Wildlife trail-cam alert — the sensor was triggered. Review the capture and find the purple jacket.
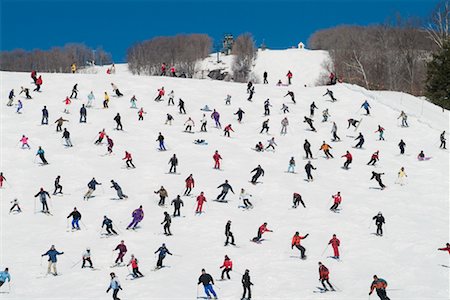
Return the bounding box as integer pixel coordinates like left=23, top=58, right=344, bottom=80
left=132, top=208, right=144, bottom=221
left=211, top=111, right=220, bottom=121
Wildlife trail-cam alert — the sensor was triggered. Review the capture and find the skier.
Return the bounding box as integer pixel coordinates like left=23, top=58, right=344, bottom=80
left=9, top=198, right=21, bottom=213
left=247, top=81, right=253, bottom=93
left=170, top=65, right=176, bottom=77
left=287, top=157, right=296, bottom=173
left=82, top=248, right=93, bottom=268
left=375, top=125, right=385, bottom=140
left=87, top=91, right=95, bottom=107
left=167, top=90, right=174, bottom=106
left=95, top=129, right=106, bottom=145
left=396, top=167, right=407, bottom=185
left=398, top=139, right=406, bottom=154
left=198, top=269, right=217, bottom=299
left=361, top=100, right=371, bottom=115
left=103, top=92, right=110, bottom=108
left=106, top=272, right=122, bottom=300
left=178, top=98, right=186, bottom=114
left=154, top=186, right=168, bottom=206
left=286, top=70, right=293, bottom=84
left=216, top=180, right=235, bottom=201
left=213, top=150, right=222, bottom=169
left=323, top=89, right=336, bottom=102
left=127, top=254, right=143, bottom=278
left=318, top=262, right=334, bottom=291
left=397, top=111, right=408, bottom=127
left=114, top=113, right=123, bottom=130
left=370, top=171, right=386, bottom=189
left=36, top=146, right=48, bottom=164
left=328, top=234, right=340, bottom=259
left=322, top=109, right=330, bottom=122
left=168, top=154, right=178, bottom=173
left=263, top=99, right=272, bottom=115
left=195, top=192, right=207, bottom=213
left=171, top=195, right=184, bottom=217
left=354, top=132, right=365, bottom=148
left=102, top=216, right=118, bottom=235
left=281, top=117, right=289, bottom=134
left=155, top=87, right=165, bottom=101
left=293, top=192, right=306, bottom=208
left=225, top=220, right=235, bottom=246
left=19, top=86, right=32, bottom=99
left=284, top=90, right=296, bottom=103
left=223, top=124, right=234, bottom=137
left=304, top=139, right=313, bottom=159
left=263, top=71, right=268, bottom=84
left=320, top=141, right=333, bottom=158
left=250, top=165, right=264, bottom=184
left=84, top=177, right=102, bottom=200
left=211, top=109, right=221, bottom=128
left=219, top=255, right=233, bottom=280
left=161, top=63, right=167, bottom=76
left=305, top=161, right=317, bottom=181
left=265, top=137, right=277, bottom=151
left=242, top=269, right=253, bottom=300
left=310, top=101, right=318, bottom=117
left=304, top=116, right=316, bottom=131
left=122, top=151, right=135, bottom=168
left=67, top=207, right=81, bottom=230
left=291, top=231, right=309, bottom=259
left=373, top=212, right=385, bottom=236
left=113, top=240, right=127, bottom=265
left=183, top=174, right=195, bottom=196
left=347, top=118, right=360, bottom=129
left=281, top=103, right=289, bottom=114
left=138, top=107, right=145, bottom=120
left=331, top=122, right=340, bottom=141
left=239, top=188, right=253, bottom=208
left=126, top=206, right=143, bottom=229
left=0, top=268, right=11, bottom=288
left=200, top=114, right=207, bottom=131
left=16, top=99, right=23, bottom=114
left=31, top=70, right=37, bottom=83
left=161, top=211, right=172, bottom=235
left=440, top=131, right=446, bottom=149
left=7, top=89, right=14, bottom=106
left=247, top=86, right=255, bottom=101
left=19, top=135, right=30, bottom=149
left=54, top=117, right=69, bottom=132
left=156, top=132, right=166, bottom=151
left=154, top=243, right=172, bottom=268
left=111, top=83, right=123, bottom=97
left=110, top=180, right=128, bottom=199
left=79, top=104, right=87, bottom=123
left=41, top=106, right=49, bottom=124
left=70, top=84, right=78, bottom=99
left=260, top=119, right=270, bottom=134
left=367, top=151, right=379, bottom=166
left=341, top=151, right=352, bottom=169
left=438, top=243, right=450, bottom=254
left=330, top=192, right=342, bottom=211
left=369, top=275, right=391, bottom=300
left=184, top=117, right=195, bottom=132
left=253, top=222, right=272, bottom=242
left=62, top=128, right=73, bottom=147
left=41, top=245, right=64, bottom=275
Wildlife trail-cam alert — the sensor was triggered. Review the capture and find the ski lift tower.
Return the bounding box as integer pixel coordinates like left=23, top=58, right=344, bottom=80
left=222, top=34, right=234, bottom=55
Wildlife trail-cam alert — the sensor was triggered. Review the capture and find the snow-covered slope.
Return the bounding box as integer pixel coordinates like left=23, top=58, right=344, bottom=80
left=0, top=50, right=449, bottom=300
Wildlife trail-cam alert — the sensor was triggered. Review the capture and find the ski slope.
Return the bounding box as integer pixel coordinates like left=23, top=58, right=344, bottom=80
left=0, top=49, right=449, bottom=300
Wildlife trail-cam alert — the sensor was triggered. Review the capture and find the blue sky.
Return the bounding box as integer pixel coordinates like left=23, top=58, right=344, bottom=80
left=0, top=0, right=440, bottom=62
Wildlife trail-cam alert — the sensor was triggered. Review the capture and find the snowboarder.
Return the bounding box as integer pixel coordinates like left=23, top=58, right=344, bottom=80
left=106, top=272, right=122, bottom=300
left=111, top=180, right=128, bottom=199
left=122, top=151, right=135, bottom=168
left=291, top=231, right=309, bottom=259
left=330, top=192, right=342, bottom=211
left=287, top=157, right=295, bottom=173
left=70, top=84, right=78, bottom=99
left=242, top=269, right=253, bottom=299
left=367, top=151, right=379, bottom=166
left=323, top=89, right=336, bottom=102
left=67, top=207, right=81, bottom=230
left=95, top=129, right=106, bottom=145
left=168, top=154, right=178, bottom=173
left=178, top=98, right=186, bottom=114
left=304, top=139, right=313, bottom=159
left=167, top=90, right=174, bottom=106
left=284, top=90, right=296, bottom=103
left=154, top=186, right=168, bottom=206
left=253, top=222, right=272, bottom=242
left=219, top=255, right=233, bottom=280
left=347, top=118, right=360, bottom=129
left=396, top=167, right=407, bottom=185
left=304, top=116, right=316, bottom=131
left=102, top=216, right=118, bottom=235
left=156, top=132, right=166, bottom=150
left=19, top=135, right=30, bottom=149
left=138, top=107, right=145, bottom=120
left=113, top=240, right=127, bottom=265
left=310, top=101, right=318, bottom=117
left=373, top=212, right=385, bottom=236
left=305, top=161, right=316, bottom=181
left=247, top=81, right=253, bottom=93
left=331, top=122, right=340, bottom=141
left=375, top=125, right=385, bottom=140
left=328, top=234, right=340, bottom=259
left=398, top=139, right=406, bottom=154
left=216, top=180, right=234, bottom=201
left=281, top=103, right=289, bottom=114
left=195, top=192, right=206, bottom=213
left=341, top=151, right=352, bottom=169
left=127, top=254, right=143, bottom=277
left=79, top=104, right=87, bottom=123
left=82, top=248, right=93, bottom=268
left=87, top=91, right=95, bottom=107
left=36, top=146, right=48, bottom=164
left=225, top=220, right=235, bottom=246
left=354, top=132, right=365, bottom=148
left=84, top=178, right=101, bottom=200
left=260, top=119, right=270, bottom=134
left=322, top=109, right=330, bottom=122
left=126, top=206, right=143, bottom=229
left=130, top=95, right=137, bottom=108
left=397, top=111, right=408, bottom=127
left=19, top=86, right=32, bottom=99
left=369, top=275, right=391, bottom=300
left=198, top=269, right=217, bottom=299
left=281, top=117, right=289, bottom=134
left=184, top=174, right=195, bottom=195
left=440, top=131, right=446, bottom=149
left=184, top=117, right=195, bottom=132
left=54, top=117, right=68, bottom=132
left=371, top=171, right=386, bottom=189
left=111, top=83, right=123, bottom=97
left=114, top=113, right=123, bottom=130
left=103, top=92, right=110, bottom=108
left=161, top=211, right=172, bottom=235
left=265, top=137, right=277, bottom=151
left=361, top=100, right=371, bottom=115
left=239, top=188, right=253, bottom=208
left=293, top=192, right=305, bottom=208
left=250, top=165, right=264, bottom=184
left=247, top=86, right=255, bottom=101
left=320, top=141, right=333, bottom=158
left=41, top=245, right=64, bottom=275
left=318, top=262, right=334, bottom=291
left=0, top=268, right=11, bottom=288
left=263, top=71, right=268, bottom=84
left=223, top=124, right=234, bottom=137
left=41, top=106, right=49, bottom=125
left=200, top=114, right=207, bottom=131
left=62, top=128, right=73, bottom=147
left=9, top=198, right=21, bottom=213
left=155, top=87, right=165, bottom=101
left=264, top=99, right=272, bottom=115
left=213, top=151, right=222, bottom=169
left=154, top=243, right=172, bottom=268
left=171, top=195, right=184, bottom=217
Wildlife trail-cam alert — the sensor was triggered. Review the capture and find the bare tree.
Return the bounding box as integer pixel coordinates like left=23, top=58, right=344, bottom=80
left=231, top=33, right=256, bottom=83
left=424, top=0, right=450, bottom=49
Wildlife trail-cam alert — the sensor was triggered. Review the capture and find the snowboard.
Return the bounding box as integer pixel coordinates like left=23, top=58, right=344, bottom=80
left=213, top=199, right=229, bottom=203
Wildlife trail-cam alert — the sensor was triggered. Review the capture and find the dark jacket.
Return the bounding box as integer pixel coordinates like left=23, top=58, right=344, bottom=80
left=67, top=211, right=81, bottom=220
left=198, top=273, right=214, bottom=286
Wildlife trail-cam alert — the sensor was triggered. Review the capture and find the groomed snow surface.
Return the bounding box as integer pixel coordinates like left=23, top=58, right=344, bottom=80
left=1, top=49, right=449, bottom=300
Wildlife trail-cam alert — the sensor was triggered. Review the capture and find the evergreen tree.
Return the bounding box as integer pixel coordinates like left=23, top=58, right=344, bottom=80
left=425, top=40, right=450, bottom=109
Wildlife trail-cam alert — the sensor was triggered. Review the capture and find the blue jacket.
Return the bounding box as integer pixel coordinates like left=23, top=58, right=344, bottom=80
left=88, top=179, right=100, bottom=190
left=109, top=278, right=121, bottom=290
left=0, top=271, right=10, bottom=282
left=36, top=149, right=45, bottom=155
left=361, top=101, right=371, bottom=109
left=155, top=246, right=172, bottom=257
left=42, top=249, right=63, bottom=262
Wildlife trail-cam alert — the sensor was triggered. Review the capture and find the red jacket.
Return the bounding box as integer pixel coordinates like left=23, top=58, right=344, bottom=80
left=64, top=97, right=71, bottom=105
left=138, top=109, right=144, bottom=116
left=170, top=67, right=175, bottom=73
left=123, top=152, right=132, bottom=160
left=99, top=131, right=106, bottom=138
left=197, top=194, right=206, bottom=204
left=342, top=153, right=352, bottom=160
left=319, top=265, right=329, bottom=279
left=371, top=152, right=379, bottom=160
left=329, top=237, right=340, bottom=247
left=158, top=89, right=165, bottom=96
left=333, top=195, right=341, bottom=204
left=438, top=246, right=450, bottom=254
left=213, top=153, right=222, bottom=162
left=185, top=176, right=195, bottom=188
left=224, top=125, right=234, bottom=132
left=36, top=76, right=43, bottom=85
left=31, top=70, right=37, bottom=78
left=161, top=64, right=166, bottom=71
left=129, top=258, right=138, bottom=268
left=287, top=71, right=293, bottom=78
left=220, top=259, right=233, bottom=269
left=259, top=224, right=271, bottom=234
left=291, top=235, right=306, bottom=246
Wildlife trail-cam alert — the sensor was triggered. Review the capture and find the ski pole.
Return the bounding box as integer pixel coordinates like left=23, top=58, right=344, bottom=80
left=40, top=256, right=43, bottom=266
left=80, top=220, right=89, bottom=230
left=71, top=258, right=82, bottom=268
left=66, top=219, right=69, bottom=229
left=321, top=244, right=329, bottom=256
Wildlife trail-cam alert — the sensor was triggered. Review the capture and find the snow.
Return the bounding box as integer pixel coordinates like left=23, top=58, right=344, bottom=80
left=0, top=48, right=449, bottom=300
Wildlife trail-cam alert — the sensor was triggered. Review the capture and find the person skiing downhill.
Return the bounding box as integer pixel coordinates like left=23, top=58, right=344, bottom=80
left=330, top=192, right=342, bottom=211
left=354, top=132, right=365, bottom=148
left=281, top=102, right=290, bottom=113
left=54, top=117, right=69, bottom=132
left=224, top=220, right=235, bottom=246
left=0, top=268, right=11, bottom=288
left=440, top=131, right=447, bottom=149
left=184, top=117, right=195, bottom=132
left=284, top=90, right=296, bottom=103
left=328, top=234, right=340, bottom=259
left=320, top=141, right=333, bottom=158
left=62, top=96, right=71, bottom=114
left=304, top=116, right=316, bottom=131
left=304, top=139, right=313, bottom=159
left=250, top=165, right=264, bottom=184
left=16, top=99, right=23, bottom=114
left=19, top=86, right=32, bottom=99
left=111, top=83, right=123, bottom=97
left=36, top=146, right=48, bottom=164
left=178, top=98, right=186, bottom=114
left=318, top=262, right=335, bottom=291
left=102, top=216, right=118, bottom=235
left=127, top=254, right=143, bottom=278
left=7, top=89, right=15, bottom=106
left=322, top=108, right=330, bottom=122
left=198, top=269, right=217, bottom=299
left=110, top=180, right=128, bottom=199
left=287, top=157, right=296, bottom=173
left=106, top=272, right=122, bottom=300
left=70, top=84, right=78, bottom=99
left=168, top=154, right=178, bottom=173
left=161, top=211, right=172, bottom=235
left=195, top=192, right=207, bottom=213
left=171, top=195, right=184, bottom=217
left=331, top=122, right=340, bottom=141
left=367, top=151, right=379, bottom=166
left=35, top=187, right=51, bottom=213
left=155, top=87, right=165, bottom=101
left=62, top=128, right=72, bottom=147
left=84, top=178, right=101, bottom=200
left=122, top=151, right=135, bottom=168
left=286, top=70, right=293, bottom=84
left=291, top=231, right=309, bottom=259
left=167, top=90, right=175, bottom=106
left=438, top=243, right=450, bottom=254
left=95, top=129, right=106, bottom=145
left=361, top=100, right=371, bottom=115
left=263, top=71, right=268, bottom=84
left=127, top=206, right=143, bottom=229
left=341, top=151, right=352, bottom=169
left=370, top=171, right=386, bottom=189
left=154, top=243, right=172, bottom=268
left=200, top=114, right=207, bottom=131
left=216, top=180, right=235, bottom=201
left=310, top=101, right=318, bottom=117
left=113, top=240, right=127, bottom=265
left=130, top=95, right=137, bottom=108
left=373, top=212, right=385, bottom=236
left=242, top=269, right=253, bottom=300
left=82, top=248, right=93, bottom=268
left=369, top=275, right=391, bottom=300
left=263, top=98, right=272, bottom=115
left=375, top=125, right=385, bottom=140
left=347, top=118, right=360, bottom=129
left=260, top=119, right=270, bottom=134
left=114, top=113, right=123, bottom=130
left=281, top=117, right=289, bottom=134
left=103, top=92, right=110, bottom=108
left=239, top=188, right=253, bottom=208
left=223, top=124, right=234, bottom=137
left=397, top=111, right=408, bottom=127
left=305, top=161, right=316, bottom=182
left=184, top=174, right=195, bottom=196
left=247, top=86, right=255, bottom=101
left=156, top=132, right=166, bottom=151
left=293, top=192, right=306, bottom=208
left=265, top=137, right=277, bottom=151
left=219, top=255, right=233, bottom=280
left=19, top=135, right=30, bottom=149
left=211, top=109, right=221, bottom=128
left=154, top=186, right=168, bottom=206
left=41, top=245, right=64, bottom=276
left=213, top=151, right=222, bottom=169
left=67, top=207, right=81, bottom=230
left=253, top=222, right=272, bottom=242
left=323, top=89, right=336, bottom=102
left=87, top=91, right=95, bottom=107
left=138, top=107, right=145, bottom=120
